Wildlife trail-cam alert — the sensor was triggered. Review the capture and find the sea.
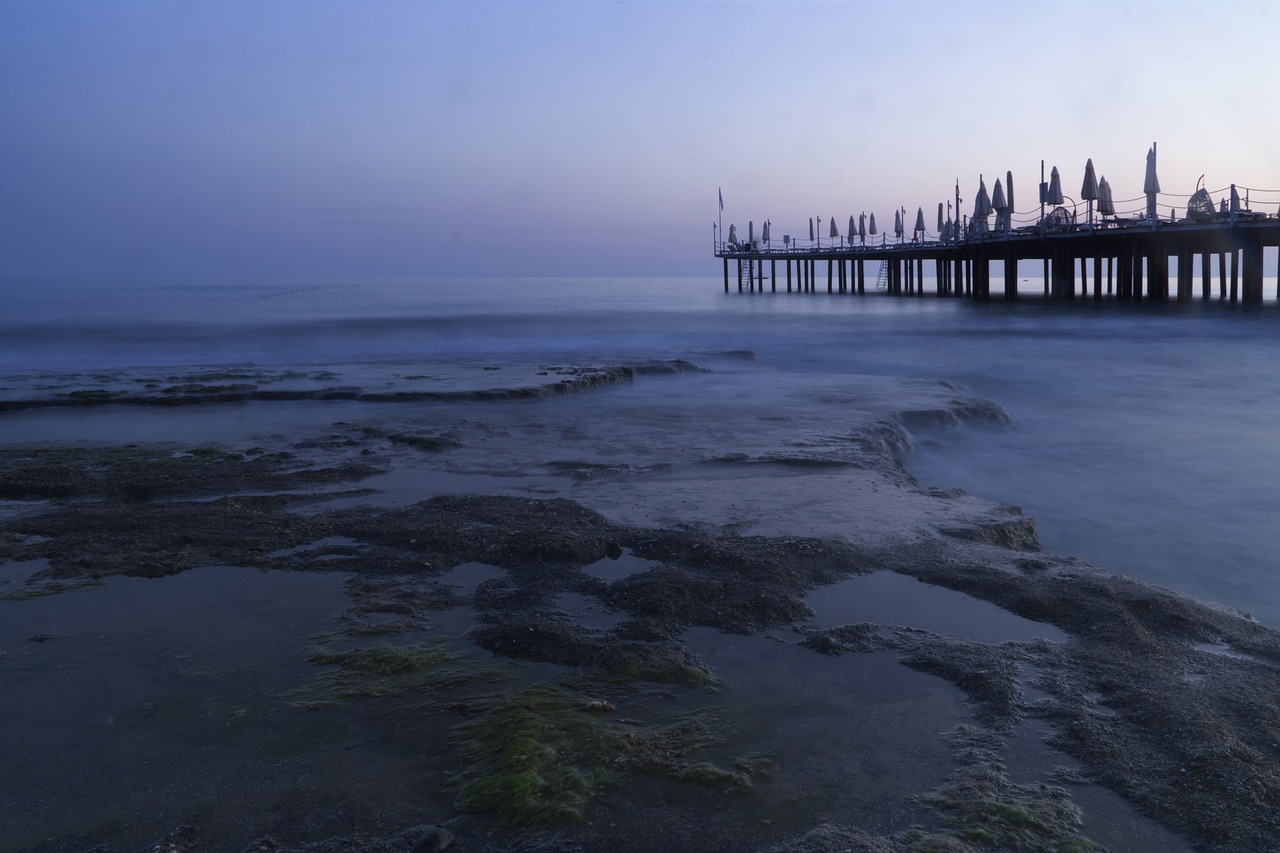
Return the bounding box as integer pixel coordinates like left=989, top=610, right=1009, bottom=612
left=4, top=274, right=1276, bottom=850
left=3, top=274, right=1279, bottom=627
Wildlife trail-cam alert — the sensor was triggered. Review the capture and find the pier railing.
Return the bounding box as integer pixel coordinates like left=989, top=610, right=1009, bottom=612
left=715, top=217, right=1280, bottom=304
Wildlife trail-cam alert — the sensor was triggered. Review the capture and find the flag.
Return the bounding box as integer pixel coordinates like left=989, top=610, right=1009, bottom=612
left=718, top=188, right=724, bottom=212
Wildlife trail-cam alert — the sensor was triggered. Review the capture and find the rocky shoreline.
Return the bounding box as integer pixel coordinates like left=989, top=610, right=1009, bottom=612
left=1, top=393, right=1278, bottom=851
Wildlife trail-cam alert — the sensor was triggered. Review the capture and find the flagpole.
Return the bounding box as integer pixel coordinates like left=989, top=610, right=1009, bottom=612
left=718, top=188, right=724, bottom=251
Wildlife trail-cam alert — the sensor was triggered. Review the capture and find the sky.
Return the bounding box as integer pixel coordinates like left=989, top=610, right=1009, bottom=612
left=3, top=0, right=1280, bottom=278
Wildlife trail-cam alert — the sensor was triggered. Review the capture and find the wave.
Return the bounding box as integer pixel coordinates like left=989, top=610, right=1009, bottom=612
left=0, top=359, right=706, bottom=413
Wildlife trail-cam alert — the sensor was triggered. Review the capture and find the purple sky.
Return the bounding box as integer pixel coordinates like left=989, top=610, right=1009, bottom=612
left=4, top=1, right=1279, bottom=278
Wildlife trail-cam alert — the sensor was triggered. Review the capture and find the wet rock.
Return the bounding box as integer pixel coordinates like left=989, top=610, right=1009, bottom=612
left=800, top=623, right=881, bottom=656
left=240, top=839, right=279, bottom=852
left=939, top=516, right=1041, bottom=552
left=410, top=827, right=453, bottom=852
left=139, top=825, right=199, bottom=853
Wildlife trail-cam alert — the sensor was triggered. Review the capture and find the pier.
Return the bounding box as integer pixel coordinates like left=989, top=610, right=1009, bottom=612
left=715, top=146, right=1280, bottom=304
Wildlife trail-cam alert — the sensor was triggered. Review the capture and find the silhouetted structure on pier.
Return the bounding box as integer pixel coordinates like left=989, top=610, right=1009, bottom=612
left=715, top=145, right=1280, bottom=304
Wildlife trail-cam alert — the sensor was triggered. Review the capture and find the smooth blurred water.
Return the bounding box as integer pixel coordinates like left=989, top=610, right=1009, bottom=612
left=4, top=276, right=1280, bottom=627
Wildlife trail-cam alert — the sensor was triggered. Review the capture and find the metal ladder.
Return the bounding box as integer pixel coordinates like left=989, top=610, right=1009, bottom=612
left=875, top=260, right=889, bottom=290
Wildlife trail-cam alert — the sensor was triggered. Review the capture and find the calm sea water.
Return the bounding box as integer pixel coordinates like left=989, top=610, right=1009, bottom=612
left=3, top=275, right=1280, bottom=629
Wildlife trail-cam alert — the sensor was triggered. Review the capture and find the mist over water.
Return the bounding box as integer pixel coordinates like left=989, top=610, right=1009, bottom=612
left=5, top=275, right=1280, bottom=628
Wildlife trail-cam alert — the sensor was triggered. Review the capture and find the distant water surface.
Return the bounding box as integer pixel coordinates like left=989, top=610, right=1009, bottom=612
left=3, top=275, right=1280, bottom=628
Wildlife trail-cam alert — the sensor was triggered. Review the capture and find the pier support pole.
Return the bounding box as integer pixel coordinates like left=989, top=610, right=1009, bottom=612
left=1230, top=251, right=1239, bottom=303
left=771, top=259, right=776, bottom=293
left=723, top=258, right=729, bottom=292
left=1080, top=256, right=1088, bottom=298
left=1094, top=254, right=1102, bottom=300
left=1176, top=250, right=1190, bottom=302
left=1219, top=253, right=1227, bottom=299
left=736, top=259, right=743, bottom=292
left=1201, top=253, right=1211, bottom=300
left=857, top=260, right=865, bottom=294
left=1043, top=257, right=1050, bottom=298
left=827, top=260, right=833, bottom=293
left=1107, top=256, right=1113, bottom=296
left=1243, top=238, right=1264, bottom=304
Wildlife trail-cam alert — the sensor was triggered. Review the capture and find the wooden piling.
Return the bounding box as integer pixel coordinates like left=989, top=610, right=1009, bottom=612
left=1243, top=238, right=1264, bottom=303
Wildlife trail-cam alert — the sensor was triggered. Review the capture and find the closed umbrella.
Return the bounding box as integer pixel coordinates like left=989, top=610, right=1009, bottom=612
left=973, top=176, right=991, bottom=233
left=728, top=224, right=738, bottom=243
left=1047, top=167, right=1064, bottom=205
left=849, top=215, right=855, bottom=240
left=937, top=203, right=944, bottom=235
left=762, top=220, right=770, bottom=243
left=859, top=213, right=866, bottom=243
left=1230, top=184, right=1242, bottom=212
left=894, top=210, right=903, bottom=240
left=869, top=213, right=877, bottom=234
left=1098, top=178, right=1115, bottom=217
left=914, top=206, right=926, bottom=236
left=749, top=221, right=754, bottom=243
left=1006, top=170, right=1015, bottom=223
left=1081, top=158, right=1099, bottom=227
left=809, top=218, right=814, bottom=242
left=991, top=179, right=1007, bottom=231
left=1144, top=144, right=1160, bottom=220
left=830, top=217, right=839, bottom=239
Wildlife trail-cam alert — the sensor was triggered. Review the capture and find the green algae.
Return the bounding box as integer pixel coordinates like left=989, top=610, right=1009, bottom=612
left=451, top=683, right=755, bottom=831
left=291, top=641, right=510, bottom=709
left=589, top=655, right=717, bottom=687
left=921, top=768, right=1104, bottom=853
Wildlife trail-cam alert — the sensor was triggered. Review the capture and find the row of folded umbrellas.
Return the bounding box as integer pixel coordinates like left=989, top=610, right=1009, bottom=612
left=727, top=145, right=1162, bottom=244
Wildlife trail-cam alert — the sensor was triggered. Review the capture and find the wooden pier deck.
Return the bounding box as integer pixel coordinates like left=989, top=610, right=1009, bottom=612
left=716, top=218, right=1280, bottom=303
